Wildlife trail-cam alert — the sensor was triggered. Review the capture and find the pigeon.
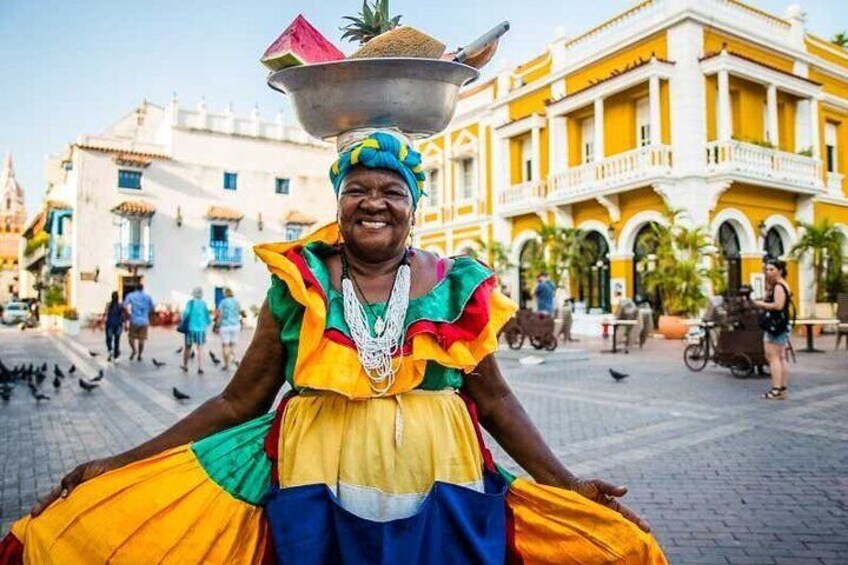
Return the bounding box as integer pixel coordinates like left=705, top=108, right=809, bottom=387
left=41, top=362, right=48, bottom=372
left=79, top=378, right=99, bottom=391
left=92, top=369, right=104, bottom=382
left=33, top=391, right=50, bottom=401
left=0, top=388, right=11, bottom=402
left=54, top=364, right=64, bottom=379
left=172, top=387, right=191, bottom=401
left=609, top=369, right=629, bottom=381
left=209, top=352, right=221, bottom=365
left=68, top=364, right=77, bottom=375
left=34, top=371, right=47, bottom=387
left=88, top=350, right=99, bottom=357
left=52, top=375, right=61, bottom=389
left=152, top=358, right=166, bottom=368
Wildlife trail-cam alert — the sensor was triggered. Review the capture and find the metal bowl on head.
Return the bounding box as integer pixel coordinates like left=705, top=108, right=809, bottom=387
left=267, top=58, right=479, bottom=140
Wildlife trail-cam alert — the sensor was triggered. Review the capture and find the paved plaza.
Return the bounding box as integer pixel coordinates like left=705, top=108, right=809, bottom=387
left=0, top=325, right=846, bottom=564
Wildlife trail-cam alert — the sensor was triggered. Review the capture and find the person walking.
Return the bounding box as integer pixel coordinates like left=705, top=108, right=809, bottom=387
left=181, top=287, right=211, bottom=374
left=214, top=287, right=241, bottom=371
left=122, top=284, right=155, bottom=362
left=104, top=291, right=125, bottom=361
left=752, top=259, right=792, bottom=400
left=534, top=272, right=555, bottom=315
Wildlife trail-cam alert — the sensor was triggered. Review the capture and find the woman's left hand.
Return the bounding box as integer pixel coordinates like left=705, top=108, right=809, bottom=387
left=568, top=478, right=652, bottom=532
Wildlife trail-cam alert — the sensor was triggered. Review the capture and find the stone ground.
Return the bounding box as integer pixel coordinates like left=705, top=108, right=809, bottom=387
left=0, top=324, right=846, bottom=564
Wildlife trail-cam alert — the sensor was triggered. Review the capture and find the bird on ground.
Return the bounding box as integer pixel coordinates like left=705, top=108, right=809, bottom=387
left=152, top=358, right=166, bottom=368
left=172, top=387, right=191, bottom=401
left=609, top=369, right=630, bottom=381
left=52, top=375, right=61, bottom=389
left=209, top=351, right=221, bottom=365
left=33, top=391, right=50, bottom=401
left=54, top=364, right=64, bottom=379
left=88, top=350, right=99, bottom=357
left=41, top=362, right=48, bottom=372
left=68, top=364, right=76, bottom=375
left=0, top=388, right=11, bottom=402
left=79, top=379, right=99, bottom=392
left=34, top=371, right=47, bottom=387
left=92, top=369, right=104, bottom=382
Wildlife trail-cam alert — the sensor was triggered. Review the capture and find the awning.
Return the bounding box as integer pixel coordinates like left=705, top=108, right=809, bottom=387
left=207, top=206, right=244, bottom=221
left=45, top=199, right=72, bottom=211
left=112, top=200, right=156, bottom=217
left=114, top=154, right=153, bottom=168
left=284, top=210, right=317, bottom=225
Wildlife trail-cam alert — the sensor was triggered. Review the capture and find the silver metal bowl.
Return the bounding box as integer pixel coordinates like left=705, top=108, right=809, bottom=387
left=267, top=58, right=479, bottom=140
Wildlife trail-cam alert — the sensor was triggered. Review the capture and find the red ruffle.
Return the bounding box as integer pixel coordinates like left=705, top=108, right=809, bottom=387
left=0, top=532, right=23, bottom=565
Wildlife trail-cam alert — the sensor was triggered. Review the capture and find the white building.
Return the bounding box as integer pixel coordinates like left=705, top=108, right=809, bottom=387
left=26, top=98, right=336, bottom=319
left=1, top=154, right=26, bottom=303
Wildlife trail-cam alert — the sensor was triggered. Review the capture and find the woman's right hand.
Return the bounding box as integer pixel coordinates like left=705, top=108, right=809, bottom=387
left=30, top=456, right=121, bottom=517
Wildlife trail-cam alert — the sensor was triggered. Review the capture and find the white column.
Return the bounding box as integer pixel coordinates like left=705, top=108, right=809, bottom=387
left=717, top=69, right=732, bottom=142
left=649, top=75, right=662, bottom=146
left=548, top=116, right=567, bottom=176
left=593, top=98, right=605, bottom=162
left=502, top=138, right=512, bottom=191
left=795, top=99, right=811, bottom=151
left=531, top=124, right=541, bottom=184
left=766, top=84, right=779, bottom=146
left=667, top=20, right=707, bottom=177
left=809, top=98, right=821, bottom=159
left=478, top=124, right=488, bottom=215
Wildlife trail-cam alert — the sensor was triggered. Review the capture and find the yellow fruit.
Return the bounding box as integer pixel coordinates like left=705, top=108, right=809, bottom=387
left=350, top=26, right=446, bottom=59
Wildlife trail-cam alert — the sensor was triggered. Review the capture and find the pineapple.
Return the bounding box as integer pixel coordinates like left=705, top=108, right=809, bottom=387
left=340, top=0, right=402, bottom=45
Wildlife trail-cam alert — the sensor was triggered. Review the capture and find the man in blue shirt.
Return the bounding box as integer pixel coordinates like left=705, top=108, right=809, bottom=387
left=122, top=284, right=155, bottom=362
left=534, top=272, right=555, bottom=316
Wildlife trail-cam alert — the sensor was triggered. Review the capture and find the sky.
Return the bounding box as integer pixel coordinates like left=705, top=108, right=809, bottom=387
left=1, top=0, right=846, bottom=213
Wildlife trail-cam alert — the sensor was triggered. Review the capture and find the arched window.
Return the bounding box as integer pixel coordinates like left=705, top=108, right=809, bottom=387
left=764, top=227, right=785, bottom=260
left=518, top=239, right=540, bottom=309
left=579, top=231, right=610, bottom=312
left=633, top=222, right=662, bottom=310
left=718, top=222, right=742, bottom=293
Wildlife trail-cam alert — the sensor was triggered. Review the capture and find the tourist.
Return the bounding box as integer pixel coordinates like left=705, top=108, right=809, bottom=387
left=122, top=284, right=154, bottom=362
left=214, top=287, right=241, bottom=370
left=104, top=291, right=125, bottom=361
left=534, top=272, right=555, bottom=315
left=752, top=259, right=792, bottom=400
left=180, top=287, right=211, bottom=375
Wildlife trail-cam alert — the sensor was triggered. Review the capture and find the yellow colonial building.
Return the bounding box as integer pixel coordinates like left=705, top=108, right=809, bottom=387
left=413, top=0, right=848, bottom=319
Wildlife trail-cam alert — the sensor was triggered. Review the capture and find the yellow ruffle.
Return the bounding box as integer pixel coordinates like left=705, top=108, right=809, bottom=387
left=10, top=446, right=269, bottom=564
left=254, top=224, right=517, bottom=399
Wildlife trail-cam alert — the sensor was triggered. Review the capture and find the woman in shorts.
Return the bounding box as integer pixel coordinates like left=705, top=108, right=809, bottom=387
left=215, top=287, right=241, bottom=370
left=180, top=287, right=211, bottom=374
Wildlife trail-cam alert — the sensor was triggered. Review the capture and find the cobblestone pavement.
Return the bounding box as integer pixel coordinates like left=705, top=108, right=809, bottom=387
left=1, top=325, right=846, bottom=564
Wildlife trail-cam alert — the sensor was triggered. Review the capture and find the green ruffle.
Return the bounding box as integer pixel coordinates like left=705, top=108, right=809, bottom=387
left=191, top=412, right=274, bottom=506
left=267, top=276, right=303, bottom=387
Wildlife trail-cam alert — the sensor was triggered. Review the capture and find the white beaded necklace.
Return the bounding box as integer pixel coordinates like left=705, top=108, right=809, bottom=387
left=340, top=250, right=411, bottom=395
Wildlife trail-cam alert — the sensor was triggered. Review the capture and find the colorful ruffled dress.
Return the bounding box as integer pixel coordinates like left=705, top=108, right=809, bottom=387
left=1, top=224, right=667, bottom=564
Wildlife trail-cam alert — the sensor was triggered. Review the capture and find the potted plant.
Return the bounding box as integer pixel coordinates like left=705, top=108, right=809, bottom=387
left=638, top=210, right=724, bottom=339
left=62, top=308, right=80, bottom=336
left=790, top=219, right=846, bottom=319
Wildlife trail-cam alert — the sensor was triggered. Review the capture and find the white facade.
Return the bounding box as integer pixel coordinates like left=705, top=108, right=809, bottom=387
left=41, top=99, right=336, bottom=319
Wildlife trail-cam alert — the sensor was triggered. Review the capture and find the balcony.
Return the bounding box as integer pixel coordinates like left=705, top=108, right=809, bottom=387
left=207, top=243, right=243, bottom=268
left=705, top=140, right=823, bottom=193
left=115, top=243, right=154, bottom=267
left=826, top=172, right=845, bottom=199
left=498, top=181, right=547, bottom=217
left=48, top=239, right=72, bottom=273
left=548, top=145, right=673, bottom=202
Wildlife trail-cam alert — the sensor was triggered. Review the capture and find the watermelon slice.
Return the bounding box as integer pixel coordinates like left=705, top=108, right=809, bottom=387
left=261, top=14, right=345, bottom=71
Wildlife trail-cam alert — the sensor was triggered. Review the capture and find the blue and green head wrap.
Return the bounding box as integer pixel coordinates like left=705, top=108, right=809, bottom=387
left=329, top=131, right=426, bottom=208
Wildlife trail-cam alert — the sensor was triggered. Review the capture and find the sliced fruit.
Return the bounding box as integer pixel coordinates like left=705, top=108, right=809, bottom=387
left=261, top=14, right=345, bottom=71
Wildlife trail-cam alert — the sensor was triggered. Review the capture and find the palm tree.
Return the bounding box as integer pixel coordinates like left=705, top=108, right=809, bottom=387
left=526, top=223, right=594, bottom=292
left=832, top=31, right=848, bottom=48
left=790, top=219, right=846, bottom=303
left=638, top=210, right=724, bottom=317
left=472, top=238, right=513, bottom=282
left=340, top=0, right=402, bottom=45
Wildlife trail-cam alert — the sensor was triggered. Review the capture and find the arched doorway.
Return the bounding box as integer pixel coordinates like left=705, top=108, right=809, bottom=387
left=518, top=239, right=540, bottom=309
left=633, top=222, right=662, bottom=310
left=579, top=231, right=610, bottom=312
left=763, top=227, right=785, bottom=260
left=718, top=221, right=742, bottom=294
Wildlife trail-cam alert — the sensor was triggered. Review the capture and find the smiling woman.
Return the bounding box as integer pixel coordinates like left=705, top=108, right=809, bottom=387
left=1, top=130, right=667, bottom=565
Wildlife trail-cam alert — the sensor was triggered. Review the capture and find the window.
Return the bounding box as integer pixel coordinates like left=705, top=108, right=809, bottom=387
left=223, top=172, right=238, bottom=191
left=581, top=118, right=594, bottom=164
left=426, top=169, right=440, bottom=207
left=118, top=170, right=142, bottom=190
left=285, top=225, right=304, bottom=241
left=275, top=177, right=290, bottom=194
left=63, top=161, right=73, bottom=172
left=521, top=139, right=533, bottom=182
left=764, top=227, right=784, bottom=260
left=636, top=98, right=650, bottom=147
left=458, top=158, right=476, bottom=199
left=825, top=122, right=838, bottom=173
left=210, top=224, right=229, bottom=245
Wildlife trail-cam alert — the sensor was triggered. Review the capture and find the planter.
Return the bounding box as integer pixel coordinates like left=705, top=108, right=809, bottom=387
left=657, top=315, right=690, bottom=340
left=62, top=318, right=80, bottom=336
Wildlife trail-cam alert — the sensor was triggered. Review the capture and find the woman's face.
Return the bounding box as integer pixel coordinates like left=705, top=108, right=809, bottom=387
left=764, top=263, right=780, bottom=282
left=338, top=166, right=414, bottom=262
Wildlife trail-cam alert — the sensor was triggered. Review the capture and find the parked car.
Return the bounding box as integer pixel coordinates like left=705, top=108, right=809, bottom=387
left=2, top=302, right=29, bottom=325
